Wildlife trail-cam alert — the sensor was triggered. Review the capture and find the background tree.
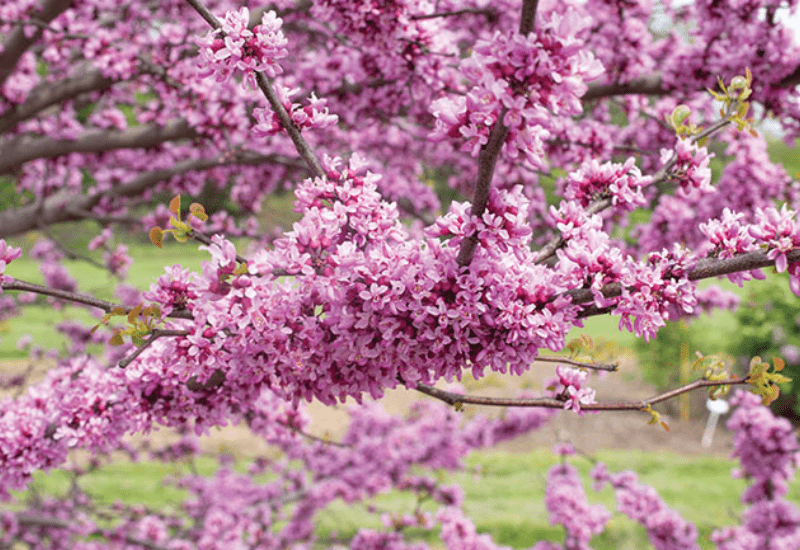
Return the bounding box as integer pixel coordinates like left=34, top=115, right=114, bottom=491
left=1, top=0, right=800, bottom=548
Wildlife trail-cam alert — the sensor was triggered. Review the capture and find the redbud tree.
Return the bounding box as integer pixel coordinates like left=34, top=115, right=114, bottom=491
left=1, top=0, right=800, bottom=548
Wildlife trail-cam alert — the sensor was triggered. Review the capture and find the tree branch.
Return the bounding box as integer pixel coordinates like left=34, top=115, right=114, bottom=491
left=583, top=75, right=669, bottom=100
left=0, top=0, right=73, bottom=88
left=454, top=0, right=541, bottom=267
left=0, top=152, right=302, bottom=238
left=519, top=0, right=539, bottom=35
left=535, top=355, right=618, bottom=372
left=413, top=376, right=747, bottom=410
left=0, top=120, right=197, bottom=174
left=0, top=278, right=194, bottom=319
left=570, top=248, right=800, bottom=317
left=0, top=69, right=114, bottom=134
left=184, top=0, right=326, bottom=179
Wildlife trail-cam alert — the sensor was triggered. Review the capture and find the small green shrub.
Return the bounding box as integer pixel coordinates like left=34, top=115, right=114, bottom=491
left=726, top=272, right=800, bottom=413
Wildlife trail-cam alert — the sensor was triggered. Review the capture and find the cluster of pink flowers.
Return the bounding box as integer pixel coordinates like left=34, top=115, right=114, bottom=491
left=0, top=240, right=22, bottom=289
left=660, top=138, right=714, bottom=194
left=711, top=391, right=800, bottom=549
left=430, top=10, right=603, bottom=167
left=253, top=87, right=339, bottom=136
left=547, top=366, right=597, bottom=414
left=616, top=245, right=698, bottom=341
left=543, top=460, right=611, bottom=549
left=196, top=8, right=288, bottom=88
left=592, top=463, right=701, bottom=550
left=561, top=157, right=651, bottom=211
left=701, top=205, right=800, bottom=293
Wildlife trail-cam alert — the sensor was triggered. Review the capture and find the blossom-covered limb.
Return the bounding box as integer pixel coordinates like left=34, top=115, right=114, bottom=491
left=186, top=0, right=326, bottom=179
left=569, top=248, right=800, bottom=315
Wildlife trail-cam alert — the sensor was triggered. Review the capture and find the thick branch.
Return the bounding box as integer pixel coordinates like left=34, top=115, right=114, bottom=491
left=0, top=0, right=73, bottom=87
left=455, top=119, right=509, bottom=266
left=0, top=152, right=300, bottom=238
left=0, top=120, right=197, bottom=174
left=519, top=0, right=539, bottom=35
left=0, top=70, right=114, bottom=133
left=585, top=63, right=800, bottom=101
left=584, top=75, right=669, bottom=100
left=414, top=376, right=746, bottom=410
left=454, top=0, right=540, bottom=267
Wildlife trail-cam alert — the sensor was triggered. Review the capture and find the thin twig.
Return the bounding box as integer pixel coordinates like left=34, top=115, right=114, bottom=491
left=0, top=278, right=194, bottom=319
left=117, top=329, right=190, bottom=368
left=413, top=376, right=747, bottom=410
left=535, top=355, right=618, bottom=372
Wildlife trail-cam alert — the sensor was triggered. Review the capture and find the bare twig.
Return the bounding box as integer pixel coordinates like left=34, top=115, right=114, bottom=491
left=535, top=355, right=619, bottom=372
left=0, top=278, right=194, bottom=319
left=413, top=376, right=747, bottom=410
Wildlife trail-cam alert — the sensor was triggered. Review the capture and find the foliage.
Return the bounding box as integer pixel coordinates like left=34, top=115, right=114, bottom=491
left=727, top=271, right=800, bottom=411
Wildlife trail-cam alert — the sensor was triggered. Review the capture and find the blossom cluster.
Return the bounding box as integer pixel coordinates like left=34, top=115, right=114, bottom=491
left=711, top=391, right=800, bottom=549
left=0, top=373, right=552, bottom=547
left=701, top=205, right=800, bottom=293
left=196, top=8, right=288, bottom=88
left=544, top=461, right=611, bottom=548
left=0, top=240, right=22, bottom=289
left=430, top=10, right=603, bottom=167
left=547, top=366, right=597, bottom=414
left=561, top=157, right=651, bottom=212
left=253, top=87, right=339, bottom=136
left=660, top=138, right=714, bottom=194
left=616, top=245, right=698, bottom=341
left=592, top=463, right=701, bottom=550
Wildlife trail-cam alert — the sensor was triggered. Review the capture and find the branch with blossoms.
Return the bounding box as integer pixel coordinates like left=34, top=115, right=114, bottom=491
left=536, top=76, right=753, bottom=265
left=185, top=0, right=326, bottom=179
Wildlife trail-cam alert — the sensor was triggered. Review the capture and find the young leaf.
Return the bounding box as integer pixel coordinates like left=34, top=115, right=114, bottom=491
left=149, top=227, right=163, bottom=248
left=169, top=195, right=181, bottom=216
left=109, top=332, right=124, bottom=346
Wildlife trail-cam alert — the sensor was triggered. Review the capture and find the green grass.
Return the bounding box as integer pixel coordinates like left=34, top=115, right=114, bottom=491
left=0, top=237, right=209, bottom=359
left=20, top=447, right=793, bottom=550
